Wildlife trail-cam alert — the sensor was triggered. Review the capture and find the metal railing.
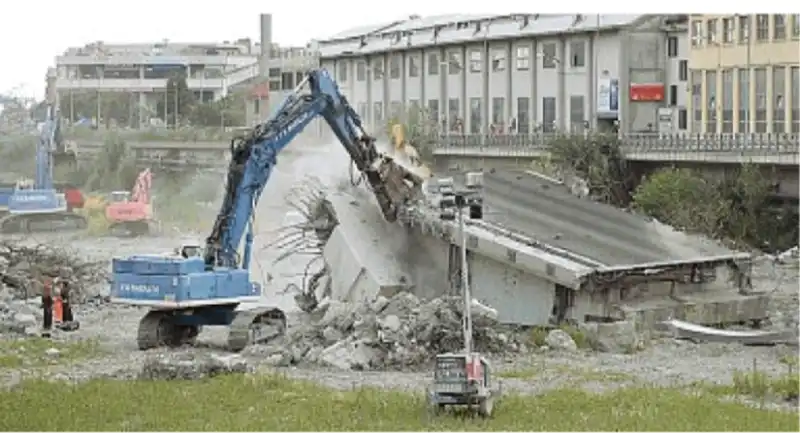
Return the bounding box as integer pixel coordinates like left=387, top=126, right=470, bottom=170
left=64, top=127, right=237, bottom=142
left=433, top=132, right=800, bottom=154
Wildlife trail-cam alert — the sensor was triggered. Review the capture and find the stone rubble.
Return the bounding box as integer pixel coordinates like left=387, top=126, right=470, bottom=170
left=0, top=241, right=109, bottom=302
left=0, top=240, right=109, bottom=336
left=139, top=352, right=251, bottom=380
left=246, top=291, right=530, bottom=371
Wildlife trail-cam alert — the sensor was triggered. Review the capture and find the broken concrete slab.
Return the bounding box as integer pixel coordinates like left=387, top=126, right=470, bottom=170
left=322, top=192, right=413, bottom=303
left=665, top=319, right=799, bottom=346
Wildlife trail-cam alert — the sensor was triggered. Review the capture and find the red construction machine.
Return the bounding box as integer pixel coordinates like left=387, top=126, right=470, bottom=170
left=104, top=168, right=154, bottom=236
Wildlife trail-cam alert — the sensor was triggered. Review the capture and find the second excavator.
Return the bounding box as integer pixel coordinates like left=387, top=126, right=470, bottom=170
left=104, top=168, right=154, bottom=236
left=0, top=105, right=87, bottom=233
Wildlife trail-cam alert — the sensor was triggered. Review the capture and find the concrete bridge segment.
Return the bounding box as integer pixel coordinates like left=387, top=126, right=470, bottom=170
left=320, top=175, right=768, bottom=330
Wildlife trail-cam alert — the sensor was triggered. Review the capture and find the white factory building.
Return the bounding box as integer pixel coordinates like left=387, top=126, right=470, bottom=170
left=53, top=14, right=317, bottom=125
left=318, top=14, right=690, bottom=134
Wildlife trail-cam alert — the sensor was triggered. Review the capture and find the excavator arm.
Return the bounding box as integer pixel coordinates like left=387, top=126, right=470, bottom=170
left=203, top=68, right=426, bottom=270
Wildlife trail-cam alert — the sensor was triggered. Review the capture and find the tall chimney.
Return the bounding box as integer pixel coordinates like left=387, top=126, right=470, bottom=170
left=259, top=13, right=273, bottom=76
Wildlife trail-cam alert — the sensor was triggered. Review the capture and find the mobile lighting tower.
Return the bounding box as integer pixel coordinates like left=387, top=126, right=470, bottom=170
left=427, top=172, right=500, bottom=418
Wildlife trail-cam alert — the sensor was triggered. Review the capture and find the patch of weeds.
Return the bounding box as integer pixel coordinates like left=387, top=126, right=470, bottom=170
left=0, top=338, right=102, bottom=369
left=0, top=374, right=796, bottom=431
left=552, top=365, right=636, bottom=383
left=499, top=363, right=634, bottom=384
left=695, top=360, right=799, bottom=403
left=529, top=327, right=549, bottom=347
left=497, top=367, right=541, bottom=379
left=730, top=369, right=799, bottom=401
left=778, top=355, right=798, bottom=368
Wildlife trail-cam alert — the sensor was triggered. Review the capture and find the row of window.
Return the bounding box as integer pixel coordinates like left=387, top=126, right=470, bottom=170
left=690, top=14, right=800, bottom=47
left=690, top=66, right=800, bottom=133
left=354, top=95, right=593, bottom=134
left=336, top=40, right=591, bottom=83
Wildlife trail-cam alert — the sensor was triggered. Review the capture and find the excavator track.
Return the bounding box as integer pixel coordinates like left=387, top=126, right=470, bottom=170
left=0, top=213, right=87, bottom=234
left=137, top=310, right=200, bottom=350
left=109, top=220, right=151, bottom=237
left=227, top=307, right=287, bottom=352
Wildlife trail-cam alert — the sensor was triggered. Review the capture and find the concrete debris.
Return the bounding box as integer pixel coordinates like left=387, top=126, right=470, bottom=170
left=579, top=320, right=642, bottom=353
left=776, top=246, right=799, bottom=266
left=0, top=295, right=41, bottom=335
left=247, top=292, right=528, bottom=371
left=139, top=352, right=250, bottom=380
left=0, top=240, right=108, bottom=303
left=665, top=319, right=798, bottom=346
left=544, top=329, right=578, bottom=352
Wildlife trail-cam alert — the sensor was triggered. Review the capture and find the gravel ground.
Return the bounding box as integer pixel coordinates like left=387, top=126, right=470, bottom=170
left=1, top=143, right=797, bottom=413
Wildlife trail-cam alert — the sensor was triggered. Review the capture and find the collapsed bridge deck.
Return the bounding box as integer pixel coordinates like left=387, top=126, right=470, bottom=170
left=481, top=171, right=740, bottom=269
left=315, top=169, right=765, bottom=328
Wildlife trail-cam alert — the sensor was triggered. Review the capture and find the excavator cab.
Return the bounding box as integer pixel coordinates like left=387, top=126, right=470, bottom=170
left=109, top=191, right=132, bottom=203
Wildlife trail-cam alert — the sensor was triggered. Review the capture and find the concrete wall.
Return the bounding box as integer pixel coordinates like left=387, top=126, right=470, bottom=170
left=687, top=14, right=800, bottom=133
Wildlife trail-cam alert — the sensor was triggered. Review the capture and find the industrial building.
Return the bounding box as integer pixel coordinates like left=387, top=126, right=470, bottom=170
left=687, top=14, right=800, bottom=134
left=318, top=14, right=690, bottom=134
left=53, top=13, right=315, bottom=126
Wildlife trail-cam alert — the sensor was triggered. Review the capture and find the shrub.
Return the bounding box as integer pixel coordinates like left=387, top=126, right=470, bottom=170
left=546, top=132, right=634, bottom=206
left=632, top=164, right=797, bottom=250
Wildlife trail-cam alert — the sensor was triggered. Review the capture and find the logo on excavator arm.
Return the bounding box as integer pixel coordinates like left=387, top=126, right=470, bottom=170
left=272, top=110, right=313, bottom=143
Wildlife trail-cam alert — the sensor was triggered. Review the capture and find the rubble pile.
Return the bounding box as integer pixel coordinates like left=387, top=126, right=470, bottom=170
left=0, top=240, right=108, bottom=302
left=140, top=352, right=251, bottom=380
left=0, top=240, right=108, bottom=336
left=251, top=292, right=528, bottom=371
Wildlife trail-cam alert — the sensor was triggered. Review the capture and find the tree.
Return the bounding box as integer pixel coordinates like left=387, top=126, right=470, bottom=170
left=632, top=164, right=796, bottom=251
left=159, top=72, right=196, bottom=127
left=188, top=93, right=245, bottom=127
left=546, top=132, right=634, bottom=206
left=58, top=90, right=133, bottom=126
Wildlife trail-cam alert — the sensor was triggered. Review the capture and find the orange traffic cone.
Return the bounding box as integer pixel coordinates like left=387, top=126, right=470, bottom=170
left=53, top=296, right=63, bottom=324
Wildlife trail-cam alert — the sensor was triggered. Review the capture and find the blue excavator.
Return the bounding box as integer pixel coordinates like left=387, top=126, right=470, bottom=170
left=0, top=105, right=87, bottom=233
left=110, top=69, right=427, bottom=351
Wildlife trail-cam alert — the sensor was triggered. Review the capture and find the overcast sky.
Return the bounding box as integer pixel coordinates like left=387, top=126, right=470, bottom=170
left=3, top=0, right=559, bottom=99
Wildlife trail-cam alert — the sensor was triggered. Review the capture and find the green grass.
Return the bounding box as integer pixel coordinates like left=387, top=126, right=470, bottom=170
left=0, top=338, right=103, bottom=369
left=0, top=374, right=795, bottom=431
left=498, top=364, right=635, bottom=383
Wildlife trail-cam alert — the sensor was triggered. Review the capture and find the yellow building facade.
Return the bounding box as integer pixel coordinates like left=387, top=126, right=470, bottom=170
left=688, top=14, right=799, bottom=134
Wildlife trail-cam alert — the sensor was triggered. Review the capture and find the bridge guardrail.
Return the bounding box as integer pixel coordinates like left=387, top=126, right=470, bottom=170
left=433, top=132, right=800, bottom=154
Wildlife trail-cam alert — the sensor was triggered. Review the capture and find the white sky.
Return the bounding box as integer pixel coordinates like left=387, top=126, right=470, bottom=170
left=0, top=2, right=780, bottom=99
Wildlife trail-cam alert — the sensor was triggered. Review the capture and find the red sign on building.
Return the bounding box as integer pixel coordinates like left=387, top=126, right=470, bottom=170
left=630, top=83, right=665, bottom=101
left=249, top=81, right=269, bottom=99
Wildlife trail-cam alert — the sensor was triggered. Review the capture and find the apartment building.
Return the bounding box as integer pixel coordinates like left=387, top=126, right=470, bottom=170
left=54, top=13, right=313, bottom=126
left=687, top=14, right=800, bottom=133
left=318, top=14, right=690, bottom=134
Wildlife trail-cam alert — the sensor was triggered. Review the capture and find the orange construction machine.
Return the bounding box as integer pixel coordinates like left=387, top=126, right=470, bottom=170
left=105, top=168, right=154, bottom=236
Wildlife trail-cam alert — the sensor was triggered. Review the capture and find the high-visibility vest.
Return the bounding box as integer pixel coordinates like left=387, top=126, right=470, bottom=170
left=53, top=296, right=63, bottom=323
